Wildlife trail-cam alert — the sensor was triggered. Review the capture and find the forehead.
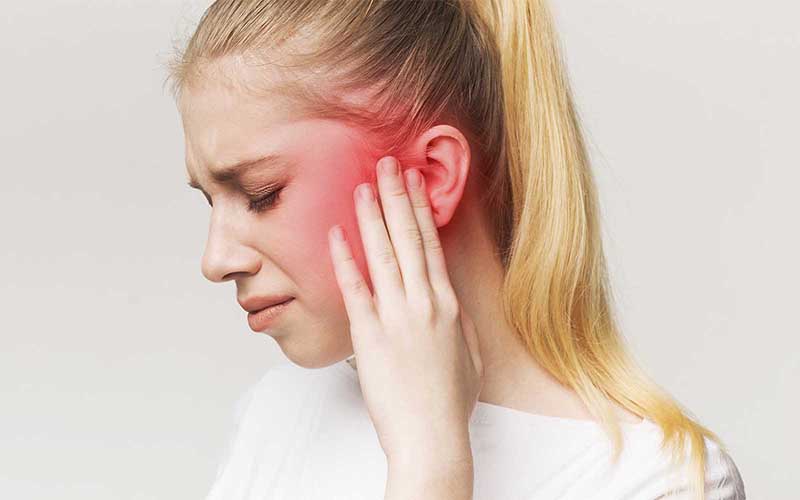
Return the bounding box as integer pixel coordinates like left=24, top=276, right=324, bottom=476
left=178, top=53, right=300, bottom=127
left=178, top=61, right=302, bottom=179
left=177, top=55, right=376, bottom=190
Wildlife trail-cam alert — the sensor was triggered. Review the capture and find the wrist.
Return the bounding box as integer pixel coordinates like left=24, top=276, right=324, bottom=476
left=386, top=430, right=473, bottom=471
left=385, top=455, right=473, bottom=500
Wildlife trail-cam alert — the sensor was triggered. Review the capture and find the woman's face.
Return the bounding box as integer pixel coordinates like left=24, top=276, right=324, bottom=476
left=179, top=65, right=378, bottom=368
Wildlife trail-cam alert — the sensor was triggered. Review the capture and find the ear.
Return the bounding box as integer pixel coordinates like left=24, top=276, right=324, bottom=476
left=407, top=124, right=471, bottom=228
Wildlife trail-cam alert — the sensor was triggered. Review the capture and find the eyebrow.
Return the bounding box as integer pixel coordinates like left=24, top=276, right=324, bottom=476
left=186, top=153, right=290, bottom=191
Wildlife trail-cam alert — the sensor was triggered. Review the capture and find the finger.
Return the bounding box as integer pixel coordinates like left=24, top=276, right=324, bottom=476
left=402, top=164, right=454, bottom=297
left=327, top=224, right=377, bottom=328
left=353, top=180, right=406, bottom=308
left=375, top=156, right=433, bottom=300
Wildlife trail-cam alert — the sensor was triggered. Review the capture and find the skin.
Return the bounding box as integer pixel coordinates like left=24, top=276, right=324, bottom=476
left=179, top=54, right=642, bottom=479
left=329, top=157, right=480, bottom=499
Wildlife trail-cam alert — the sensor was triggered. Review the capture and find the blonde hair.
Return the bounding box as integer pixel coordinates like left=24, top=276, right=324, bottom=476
left=165, top=1, right=727, bottom=497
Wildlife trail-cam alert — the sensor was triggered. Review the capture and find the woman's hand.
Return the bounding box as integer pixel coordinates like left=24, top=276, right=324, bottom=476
left=327, top=155, right=484, bottom=469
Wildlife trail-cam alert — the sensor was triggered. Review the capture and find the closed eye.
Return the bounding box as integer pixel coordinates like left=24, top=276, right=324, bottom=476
left=187, top=184, right=284, bottom=213
left=248, top=186, right=284, bottom=213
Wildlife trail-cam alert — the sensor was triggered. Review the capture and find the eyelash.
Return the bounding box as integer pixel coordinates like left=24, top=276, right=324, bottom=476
left=247, top=186, right=284, bottom=213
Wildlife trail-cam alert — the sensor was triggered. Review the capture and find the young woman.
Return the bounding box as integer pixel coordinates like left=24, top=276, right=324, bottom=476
left=167, top=0, right=745, bottom=498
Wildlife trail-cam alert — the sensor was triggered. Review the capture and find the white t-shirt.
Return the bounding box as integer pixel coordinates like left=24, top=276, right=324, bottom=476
left=205, top=359, right=745, bottom=499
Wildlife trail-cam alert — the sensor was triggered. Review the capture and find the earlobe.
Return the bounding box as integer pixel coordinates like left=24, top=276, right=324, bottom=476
left=412, top=125, right=471, bottom=228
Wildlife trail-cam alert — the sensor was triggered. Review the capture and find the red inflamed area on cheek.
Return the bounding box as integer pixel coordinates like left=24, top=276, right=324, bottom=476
left=295, top=150, right=376, bottom=287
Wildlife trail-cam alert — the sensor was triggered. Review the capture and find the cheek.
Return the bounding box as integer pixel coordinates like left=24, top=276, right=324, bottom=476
left=292, top=181, right=374, bottom=293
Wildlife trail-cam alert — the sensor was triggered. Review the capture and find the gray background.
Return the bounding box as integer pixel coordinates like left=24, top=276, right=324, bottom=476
left=1, top=1, right=796, bottom=498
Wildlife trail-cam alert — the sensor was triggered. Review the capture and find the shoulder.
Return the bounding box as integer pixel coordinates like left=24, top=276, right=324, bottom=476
left=634, top=426, right=746, bottom=500
left=701, top=437, right=746, bottom=500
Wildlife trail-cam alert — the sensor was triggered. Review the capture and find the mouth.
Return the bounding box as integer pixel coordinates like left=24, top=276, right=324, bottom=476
left=239, top=294, right=294, bottom=313
left=246, top=298, right=294, bottom=332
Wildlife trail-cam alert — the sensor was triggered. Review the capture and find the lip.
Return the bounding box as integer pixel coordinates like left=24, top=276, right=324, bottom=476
left=239, top=294, right=294, bottom=314
left=246, top=298, right=294, bottom=332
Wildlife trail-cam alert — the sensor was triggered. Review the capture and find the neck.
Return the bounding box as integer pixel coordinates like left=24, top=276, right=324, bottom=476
left=439, top=194, right=595, bottom=419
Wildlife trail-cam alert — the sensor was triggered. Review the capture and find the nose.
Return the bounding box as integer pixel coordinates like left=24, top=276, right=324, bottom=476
left=200, top=208, right=261, bottom=283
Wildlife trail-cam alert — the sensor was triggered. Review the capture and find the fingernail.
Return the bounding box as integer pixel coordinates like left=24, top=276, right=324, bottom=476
left=359, top=183, right=374, bottom=201
left=380, top=157, right=397, bottom=175
left=405, top=168, right=421, bottom=188
left=330, top=225, right=345, bottom=241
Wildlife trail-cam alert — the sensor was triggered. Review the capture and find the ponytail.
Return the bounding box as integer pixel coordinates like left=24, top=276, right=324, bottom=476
left=467, top=1, right=724, bottom=498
